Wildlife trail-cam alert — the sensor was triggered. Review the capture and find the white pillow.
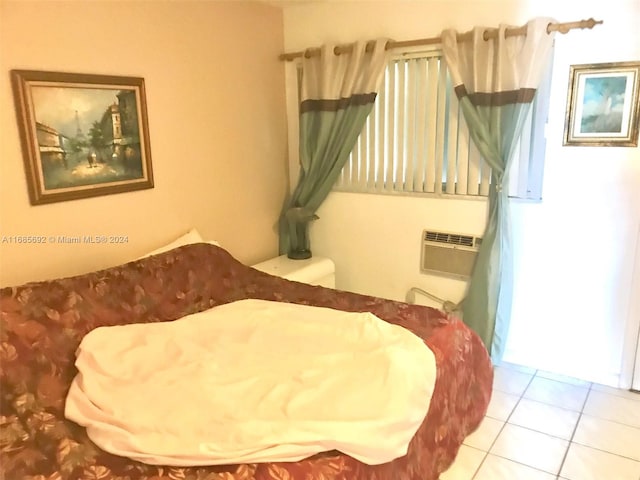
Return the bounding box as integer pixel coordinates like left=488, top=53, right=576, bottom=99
left=139, top=229, right=219, bottom=259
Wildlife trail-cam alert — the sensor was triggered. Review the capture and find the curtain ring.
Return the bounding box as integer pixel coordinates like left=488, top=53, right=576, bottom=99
left=333, top=46, right=341, bottom=56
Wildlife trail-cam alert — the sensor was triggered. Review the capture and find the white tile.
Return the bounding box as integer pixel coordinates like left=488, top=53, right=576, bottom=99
left=440, top=445, right=485, bottom=480
left=583, top=390, right=640, bottom=428
left=573, top=414, right=640, bottom=461
left=474, top=454, right=557, bottom=480
left=490, top=424, right=568, bottom=474
left=486, top=390, right=520, bottom=421
left=560, top=443, right=640, bottom=480
left=463, top=416, right=504, bottom=451
left=523, top=377, right=589, bottom=412
left=509, top=398, right=580, bottom=440
left=493, top=365, right=534, bottom=396
left=497, top=361, right=537, bottom=375
left=535, top=370, right=592, bottom=387
left=591, top=383, right=640, bottom=402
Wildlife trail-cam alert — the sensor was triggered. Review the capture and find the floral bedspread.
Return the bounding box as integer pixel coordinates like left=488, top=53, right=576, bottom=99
left=0, top=243, right=493, bottom=480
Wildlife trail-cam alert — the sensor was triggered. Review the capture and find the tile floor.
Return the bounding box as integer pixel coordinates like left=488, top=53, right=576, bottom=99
left=441, top=362, right=640, bottom=480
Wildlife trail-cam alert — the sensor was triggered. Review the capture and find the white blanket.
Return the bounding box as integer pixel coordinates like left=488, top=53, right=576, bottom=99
left=65, top=299, right=436, bottom=466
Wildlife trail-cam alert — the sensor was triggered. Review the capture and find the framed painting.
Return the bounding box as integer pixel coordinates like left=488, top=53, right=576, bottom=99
left=11, top=70, right=154, bottom=205
left=563, top=61, right=640, bottom=147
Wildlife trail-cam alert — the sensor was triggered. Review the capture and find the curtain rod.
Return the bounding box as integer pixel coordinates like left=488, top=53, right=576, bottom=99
left=279, top=18, right=602, bottom=61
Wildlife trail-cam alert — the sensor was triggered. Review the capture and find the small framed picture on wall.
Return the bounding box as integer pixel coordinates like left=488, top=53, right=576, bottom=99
left=563, top=61, right=640, bottom=147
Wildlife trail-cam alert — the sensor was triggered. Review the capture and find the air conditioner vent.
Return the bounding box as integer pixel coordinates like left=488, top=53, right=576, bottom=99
left=421, top=230, right=482, bottom=279
left=424, top=230, right=481, bottom=248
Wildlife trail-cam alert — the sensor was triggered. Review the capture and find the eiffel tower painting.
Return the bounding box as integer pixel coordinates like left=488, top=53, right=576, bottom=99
left=10, top=70, right=154, bottom=205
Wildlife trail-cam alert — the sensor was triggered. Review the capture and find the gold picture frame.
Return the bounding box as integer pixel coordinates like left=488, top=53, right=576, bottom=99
left=11, top=70, right=154, bottom=205
left=563, top=61, right=640, bottom=147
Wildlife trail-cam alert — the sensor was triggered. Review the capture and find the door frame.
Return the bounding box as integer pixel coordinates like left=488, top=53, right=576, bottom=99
left=633, top=336, right=640, bottom=392
left=629, top=224, right=640, bottom=391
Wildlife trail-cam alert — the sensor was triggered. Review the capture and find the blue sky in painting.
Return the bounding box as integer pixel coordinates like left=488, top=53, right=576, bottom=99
left=581, top=75, right=627, bottom=117
left=30, top=86, right=123, bottom=138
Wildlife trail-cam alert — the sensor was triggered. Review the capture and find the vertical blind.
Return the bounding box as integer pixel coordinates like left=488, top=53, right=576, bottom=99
left=333, top=50, right=550, bottom=200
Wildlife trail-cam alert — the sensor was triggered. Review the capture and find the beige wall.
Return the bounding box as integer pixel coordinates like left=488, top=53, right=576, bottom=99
left=0, top=0, right=288, bottom=287
left=282, top=0, right=640, bottom=386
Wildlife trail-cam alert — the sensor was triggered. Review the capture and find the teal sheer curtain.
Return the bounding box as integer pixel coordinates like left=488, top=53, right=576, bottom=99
left=441, top=19, right=555, bottom=360
left=279, top=40, right=389, bottom=259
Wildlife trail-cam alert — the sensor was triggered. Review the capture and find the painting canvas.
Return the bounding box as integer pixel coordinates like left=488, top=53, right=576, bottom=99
left=11, top=70, right=154, bottom=204
left=564, top=61, right=640, bottom=146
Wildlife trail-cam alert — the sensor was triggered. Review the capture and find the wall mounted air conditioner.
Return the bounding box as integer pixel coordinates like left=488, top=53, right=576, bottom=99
left=420, top=230, right=482, bottom=279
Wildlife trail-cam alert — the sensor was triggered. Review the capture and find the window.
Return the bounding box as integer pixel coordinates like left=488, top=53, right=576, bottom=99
left=334, top=48, right=553, bottom=200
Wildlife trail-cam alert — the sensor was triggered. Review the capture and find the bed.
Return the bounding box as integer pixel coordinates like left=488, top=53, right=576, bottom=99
left=0, top=242, right=493, bottom=480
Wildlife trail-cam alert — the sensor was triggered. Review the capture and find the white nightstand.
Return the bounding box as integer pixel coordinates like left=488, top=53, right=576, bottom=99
left=252, top=255, right=335, bottom=288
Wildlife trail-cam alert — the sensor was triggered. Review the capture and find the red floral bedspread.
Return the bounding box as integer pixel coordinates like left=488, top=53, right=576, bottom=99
left=0, top=244, right=492, bottom=480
